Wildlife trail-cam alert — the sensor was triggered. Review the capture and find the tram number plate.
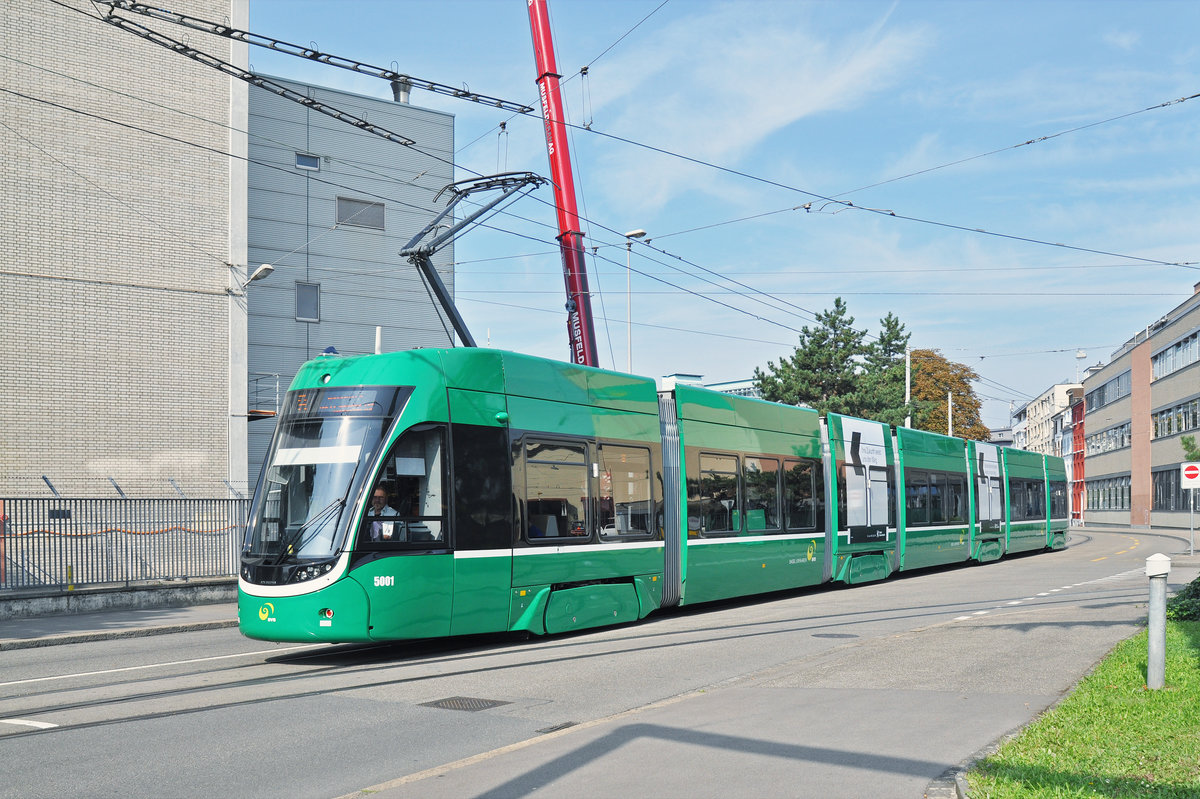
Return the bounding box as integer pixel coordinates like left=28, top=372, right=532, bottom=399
left=374, top=576, right=395, bottom=587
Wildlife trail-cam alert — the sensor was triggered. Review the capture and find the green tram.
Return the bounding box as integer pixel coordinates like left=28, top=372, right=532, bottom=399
left=238, top=348, right=1068, bottom=643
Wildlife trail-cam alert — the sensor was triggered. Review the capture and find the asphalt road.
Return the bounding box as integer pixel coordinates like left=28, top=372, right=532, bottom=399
left=0, top=526, right=1195, bottom=799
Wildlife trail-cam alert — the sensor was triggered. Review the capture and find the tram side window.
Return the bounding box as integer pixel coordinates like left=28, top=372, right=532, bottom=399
left=784, top=458, right=823, bottom=532
left=598, top=444, right=653, bottom=538
left=870, top=466, right=891, bottom=531
left=743, top=457, right=780, bottom=532
left=905, top=470, right=929, bottom=527
left=1009, top=479, right=1046, bottom=521
left=977, top=476, right=1003, bottom=523
left=945, top=474, right=966, bottom=523
left=929, top=473, right=947, bottom=524
left=1008, top=480, right=1025, bottom=521
left=525, top=440, right=589, bottom=540
left=687, top=453, right=740, bottom=535
left=360, top=424, right=446, bottom=547
left=1050, top=480, right=1068, bottom=518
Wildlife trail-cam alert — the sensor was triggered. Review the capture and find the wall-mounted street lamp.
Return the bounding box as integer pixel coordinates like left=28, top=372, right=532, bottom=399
left=227, top=263, right=275, bottom=295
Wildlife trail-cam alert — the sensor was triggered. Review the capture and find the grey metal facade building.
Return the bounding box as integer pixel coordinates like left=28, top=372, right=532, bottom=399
left=245, top=78, right=456, bottom=484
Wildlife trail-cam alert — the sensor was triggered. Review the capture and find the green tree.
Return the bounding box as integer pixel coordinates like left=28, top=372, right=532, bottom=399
left=910, top=348, right=990, bottom=440
left=754, top=299, right=912, bottom=423
left=754, top=298, right=866, bottom=416
left=855, top=311, right=911, bottom=426
left=1181, top=435, right=1200, bottom=461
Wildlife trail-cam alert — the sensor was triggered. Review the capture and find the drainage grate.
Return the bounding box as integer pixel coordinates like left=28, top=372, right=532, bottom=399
left=420, top=696, right=512, bottom=712
left=811, top=633, right=859, bottom=639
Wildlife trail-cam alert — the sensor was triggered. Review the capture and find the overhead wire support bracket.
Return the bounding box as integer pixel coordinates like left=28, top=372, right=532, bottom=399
left=399, top=172, right=548, bottom=349
left=93, top=8, right=419, bottom=146
left=93, top=0, right=535, bottom=114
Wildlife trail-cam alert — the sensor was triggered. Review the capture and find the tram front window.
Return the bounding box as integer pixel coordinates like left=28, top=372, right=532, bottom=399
left=247, top=415, right=389, bottom=561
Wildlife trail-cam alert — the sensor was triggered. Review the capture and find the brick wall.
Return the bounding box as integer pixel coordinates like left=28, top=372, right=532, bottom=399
left=1, top=0, right=247, bottom=497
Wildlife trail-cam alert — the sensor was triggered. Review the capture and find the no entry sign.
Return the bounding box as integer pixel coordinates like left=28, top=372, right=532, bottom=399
left=1182, top=462, right=1200, bottom=489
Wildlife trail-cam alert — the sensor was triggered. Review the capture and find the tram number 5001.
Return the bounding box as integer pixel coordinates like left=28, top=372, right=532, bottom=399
left=373, top=576, right=395, bottom=587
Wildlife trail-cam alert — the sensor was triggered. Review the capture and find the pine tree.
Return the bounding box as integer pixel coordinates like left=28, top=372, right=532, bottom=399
left=855, top=311, right=911, bottom=426
left=754, top=299, right=914, bottom=423
left=753, top=298, right=865, bottom=416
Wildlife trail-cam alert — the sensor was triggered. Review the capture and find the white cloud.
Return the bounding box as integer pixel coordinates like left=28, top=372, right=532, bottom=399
left=575, top=3, right=933, bottom=212
left=1103, top=30, right=1141, bottom=51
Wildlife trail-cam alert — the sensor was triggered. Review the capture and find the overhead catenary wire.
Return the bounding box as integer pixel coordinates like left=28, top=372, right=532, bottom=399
left=26, top=2, right=1187, bottom=400
left=6, top=69, right=1162, bottom=387
left=75, top=0, right=1200, bottom=275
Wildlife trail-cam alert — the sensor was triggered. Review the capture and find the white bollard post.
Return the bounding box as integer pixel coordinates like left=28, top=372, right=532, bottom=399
left=1146, top=553, right=1171, bottom=690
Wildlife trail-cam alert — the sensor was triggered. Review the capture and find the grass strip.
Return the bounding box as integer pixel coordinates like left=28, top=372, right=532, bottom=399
left=967, top=621, right=1200, bottom=798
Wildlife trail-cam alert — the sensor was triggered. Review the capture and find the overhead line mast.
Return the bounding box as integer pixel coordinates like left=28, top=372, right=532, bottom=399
left=528, top=0, right=601, bottom=368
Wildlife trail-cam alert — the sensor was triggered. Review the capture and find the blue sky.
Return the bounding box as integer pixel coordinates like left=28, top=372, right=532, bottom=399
left=249, top=0, right=1200, bottom=428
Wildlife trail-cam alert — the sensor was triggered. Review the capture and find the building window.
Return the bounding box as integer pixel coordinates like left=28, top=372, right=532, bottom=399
left=295, top=152, right=320, bottom=171
left=336, top=196, right=385, bottom=230
left=1084, top=422, right=1132, bottom=455
left=1152, top=469, right=1188, bottom=512
left=1152, top=330, right=1199, bottom=380
left=1151, top=397, right=1200, bottom=440
left=1085, top=370, right=1131, bottom=413
left=1086, top=475, right=1131, bottom=511
left=296, top=282, right=320, bottom=322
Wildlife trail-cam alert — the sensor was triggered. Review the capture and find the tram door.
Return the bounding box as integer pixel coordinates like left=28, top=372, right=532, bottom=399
left=839, top=417, right=891, bottom=544
left=973, top=443, right=1003, bottom=535
left=447, top=389, right=514, bottom=637
left=359, top=424, right=454, bottom=640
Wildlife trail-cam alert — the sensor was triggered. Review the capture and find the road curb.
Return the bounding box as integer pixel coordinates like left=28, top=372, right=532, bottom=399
left=0, top=619, right=238, bottom=651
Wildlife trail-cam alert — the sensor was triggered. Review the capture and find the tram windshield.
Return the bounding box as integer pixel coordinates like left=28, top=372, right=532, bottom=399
left=245, top=386, right=410, bottom=561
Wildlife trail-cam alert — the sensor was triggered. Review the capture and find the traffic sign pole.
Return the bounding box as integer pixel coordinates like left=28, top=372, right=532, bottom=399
left=1181, top=463, right=1200, bottom=556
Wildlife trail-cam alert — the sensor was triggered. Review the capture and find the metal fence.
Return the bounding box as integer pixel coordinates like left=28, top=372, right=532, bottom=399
left=0, top=498, right=250, bottom=592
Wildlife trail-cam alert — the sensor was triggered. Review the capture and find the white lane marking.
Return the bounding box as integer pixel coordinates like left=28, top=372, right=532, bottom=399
left=954, top=616, right=973, bottom=621
left=1007, top=601, right=1023, bottom=605
left=0, top=719, right=58, bottom=730
left=0, top=644, right=320, bottom=688
left=1037, top=592, right=1050, bottom=596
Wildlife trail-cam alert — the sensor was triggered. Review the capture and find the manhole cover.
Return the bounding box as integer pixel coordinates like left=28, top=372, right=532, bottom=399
left=420, top=696, right=512, bottom=712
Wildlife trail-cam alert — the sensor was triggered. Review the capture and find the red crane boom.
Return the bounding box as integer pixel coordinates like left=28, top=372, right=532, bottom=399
left=527, top=0, right=600, bottom=367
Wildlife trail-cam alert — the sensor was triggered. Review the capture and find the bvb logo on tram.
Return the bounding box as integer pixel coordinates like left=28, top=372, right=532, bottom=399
left=259, top=603, right=276, bottom=622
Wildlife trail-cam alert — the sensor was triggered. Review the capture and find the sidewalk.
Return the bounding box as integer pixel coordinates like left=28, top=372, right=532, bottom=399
left=0, top=601, right=238, bottom=651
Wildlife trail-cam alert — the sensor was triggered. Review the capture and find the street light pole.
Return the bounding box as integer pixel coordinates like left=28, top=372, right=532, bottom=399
left=904, top=347, right=911, bottom=428
left=623, top=229, right=646, bottom=373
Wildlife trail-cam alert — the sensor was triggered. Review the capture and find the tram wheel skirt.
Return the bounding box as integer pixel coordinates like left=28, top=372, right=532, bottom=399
left=544, top=583, right=641, bottom=635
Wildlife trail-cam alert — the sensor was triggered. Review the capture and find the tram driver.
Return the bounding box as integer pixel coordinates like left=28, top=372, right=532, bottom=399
left=367, top=484, right=399, bottom=541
